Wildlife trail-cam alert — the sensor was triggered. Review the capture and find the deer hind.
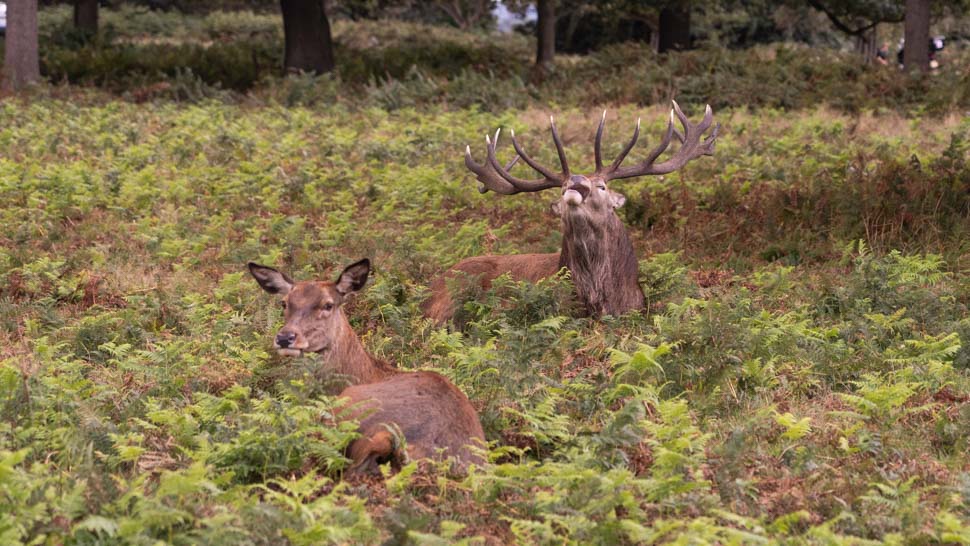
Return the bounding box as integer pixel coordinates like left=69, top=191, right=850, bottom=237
left=423, top=101, right=719, bottom=323
left=249, top=259, right=485, bottom=476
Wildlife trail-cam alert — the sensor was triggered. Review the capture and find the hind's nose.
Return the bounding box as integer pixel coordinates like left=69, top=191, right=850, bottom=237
left=276, top=332, right=296, bottom=348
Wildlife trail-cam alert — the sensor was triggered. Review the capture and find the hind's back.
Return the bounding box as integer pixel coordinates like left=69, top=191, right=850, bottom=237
left=341, top=371, right=485, bottom=472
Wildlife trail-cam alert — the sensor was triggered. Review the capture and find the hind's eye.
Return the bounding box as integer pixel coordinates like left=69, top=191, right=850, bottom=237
left=323, top=303, right=334, bottom=311
left=280, top=301, right=287, bottom=310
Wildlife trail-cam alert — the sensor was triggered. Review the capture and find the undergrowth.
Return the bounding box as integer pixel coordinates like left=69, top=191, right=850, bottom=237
left=8, top=6, right=968, bottom=115
left=1, top=81, right=969, bottom=543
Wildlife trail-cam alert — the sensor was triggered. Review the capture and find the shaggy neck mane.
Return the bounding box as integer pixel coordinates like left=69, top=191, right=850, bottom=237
left=320, top=313, right=397, bottom=384
left=559, top=211, right=645, bottom=317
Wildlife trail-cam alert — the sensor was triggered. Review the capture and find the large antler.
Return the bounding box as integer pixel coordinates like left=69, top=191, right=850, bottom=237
left=464, top=117, right=570, bottom=195
left=596, top=100, right=719, bottom=181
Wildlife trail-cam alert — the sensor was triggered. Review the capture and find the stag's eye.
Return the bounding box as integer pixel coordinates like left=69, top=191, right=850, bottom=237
left=597, top=185, right=606, bottom=191
left=322, top=302, right=334, bottom=311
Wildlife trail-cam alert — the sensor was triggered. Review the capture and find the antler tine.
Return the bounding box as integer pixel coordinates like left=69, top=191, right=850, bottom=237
left=672, top=101, right=715, bottom=144
left=606, top=102, right=719, bottom=181
left=464, top=117, right=573, bottom=195
left=549, top=117, right=570, bottom=177
left=465, top=138, right=519, bottom=195
left=484, top=129, right=563, bottom=193
left=700, top=122, right=720, bottom=156
left=470, top=154, right=520, bottom=194
left=672, top=121, right=685, bottom=144
left=506, top=155, right=521, bottom=170
left=672, top=100, right=689, bottom=137
left=510, top=128, right=560, bottom=181
left=628, top=112, right=675, bottom=171
left=700, top=104, right=715, bottom=133
left=594, top=110, right=606, bottom=172
left=606, top=117, right=641, bottom=173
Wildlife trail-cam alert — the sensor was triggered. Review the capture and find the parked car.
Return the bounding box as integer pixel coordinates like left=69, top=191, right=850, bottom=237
left=0, top=2, right=6, bottom=36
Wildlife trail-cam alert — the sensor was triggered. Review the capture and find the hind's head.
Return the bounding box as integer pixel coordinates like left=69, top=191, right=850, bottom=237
left=248, top=259, right=370, bottom=356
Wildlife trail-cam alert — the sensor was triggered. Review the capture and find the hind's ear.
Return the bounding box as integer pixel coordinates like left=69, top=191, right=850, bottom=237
left=248, top=263, right=294, bottom=295
left=335, top=259, right=371, bottom=295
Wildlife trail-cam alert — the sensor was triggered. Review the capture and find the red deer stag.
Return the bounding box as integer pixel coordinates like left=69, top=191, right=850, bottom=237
left=424, top=101, right=719, bottom=322
left=248, top=259, right=485, bottom=475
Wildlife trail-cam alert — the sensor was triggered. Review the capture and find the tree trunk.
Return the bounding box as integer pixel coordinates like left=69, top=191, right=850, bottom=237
left=903, top=0, right=930, bottom=72
left=74, top=0, right=99, bottom=34
left=280, top=0, right=335, bottom=75
left=2, top=0, right=41, bottom=92
left=658, top=5, right=691, bottom=53
left=649, top=21, right=660, bottom=53
left=535, top=0, right=555, bottom=74
left=562, top=9, right=580, bottom=52
left=855, top=25, right=876, bottom=63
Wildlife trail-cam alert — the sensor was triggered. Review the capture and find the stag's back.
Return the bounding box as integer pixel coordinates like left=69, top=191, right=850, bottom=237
left=423, top=252, right=561, bottom=324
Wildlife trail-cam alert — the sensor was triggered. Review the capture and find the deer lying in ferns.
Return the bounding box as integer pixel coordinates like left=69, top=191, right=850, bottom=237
left=424, top=101, right=719, bottom=322
left=249, top=259, right=485, bottom=476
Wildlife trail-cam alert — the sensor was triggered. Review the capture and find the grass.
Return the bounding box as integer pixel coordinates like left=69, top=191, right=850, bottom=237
left=1, top=6, right=970, bottom=542
left=1, top=93, right=968, bottom=543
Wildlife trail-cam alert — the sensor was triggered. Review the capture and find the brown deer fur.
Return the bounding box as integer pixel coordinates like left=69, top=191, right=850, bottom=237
left=249, top=259, right=486, bottom=476
left=425, top=103, right=718, bottom=323
left=422, top=253, right=560, bottom=322
left=558, top=189, right=645, bottom=316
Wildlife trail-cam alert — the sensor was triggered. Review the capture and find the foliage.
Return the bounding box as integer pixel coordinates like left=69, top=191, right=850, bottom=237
left=2, top=16, right=970, bottom=541
left=18, top=6, right=970, bottom=116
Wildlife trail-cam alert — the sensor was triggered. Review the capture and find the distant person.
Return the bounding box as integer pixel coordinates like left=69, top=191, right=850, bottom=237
left=876, top=42, right=890, bottom=65
left=930, top=36, right=945, bottom=69
left=896, top=36, right=946, bottom=69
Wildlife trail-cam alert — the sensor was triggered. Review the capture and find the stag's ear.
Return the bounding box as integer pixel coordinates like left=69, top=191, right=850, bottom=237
left=335, top=259, right=371, bottom=295
left=549, top=200, right=563, bottom=217
left=248, top=263, right=294, bottom=295
left=609, top=190, right=626, bottom=210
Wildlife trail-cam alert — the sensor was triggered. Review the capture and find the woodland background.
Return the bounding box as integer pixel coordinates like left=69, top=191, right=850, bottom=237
left=1, top=0, right=970, bottom=544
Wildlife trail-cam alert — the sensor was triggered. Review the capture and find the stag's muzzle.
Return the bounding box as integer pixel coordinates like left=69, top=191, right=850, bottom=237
left=563, top=177, right=590, bottom=206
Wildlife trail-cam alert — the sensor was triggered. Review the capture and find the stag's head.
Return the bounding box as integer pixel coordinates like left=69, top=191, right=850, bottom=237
left=465, top=101, right=719, bottom=226
left=248, top=259, right=370, bottom=356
